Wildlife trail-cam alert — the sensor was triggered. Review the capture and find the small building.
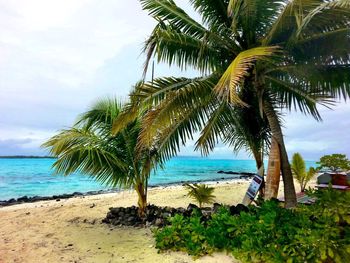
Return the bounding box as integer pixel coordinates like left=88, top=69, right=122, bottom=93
left=317, top=173, right=332, bottom=184
left=317, top=172, right=350, bottom=186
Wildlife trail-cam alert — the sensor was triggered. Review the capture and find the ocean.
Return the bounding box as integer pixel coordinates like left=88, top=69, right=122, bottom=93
left=0, top=157, right=317, bottom=200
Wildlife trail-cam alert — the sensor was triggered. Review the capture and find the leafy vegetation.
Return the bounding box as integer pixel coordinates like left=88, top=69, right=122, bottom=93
left=154, top=188, right=350, bottom=262
left=42, top=98, right=161, bottom=217
left=116, top=0, right=350, bottom=208
left=184, top=183, right=216, bottom=208
left=317, top=154, right=350, bottom=172
left=291, top=153, right=317, bottom=192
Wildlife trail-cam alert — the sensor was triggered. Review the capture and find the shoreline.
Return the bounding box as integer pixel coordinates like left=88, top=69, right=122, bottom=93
left=0, top=177, right=253, bottom=207
left=0, top=180, right=251, bottom=262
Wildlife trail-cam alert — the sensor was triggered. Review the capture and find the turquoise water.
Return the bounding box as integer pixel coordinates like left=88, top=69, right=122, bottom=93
left=0, top=157, right=316, bottom=200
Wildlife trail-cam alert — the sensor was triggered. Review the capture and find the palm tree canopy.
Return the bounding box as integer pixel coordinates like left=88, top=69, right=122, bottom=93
left=115, top=0, right=349, bottom=163
left=43, top=98, right=159, bottom=189
left=140, top=0, right=350, bottom=113
left=291, top=152, right=306, bottom=180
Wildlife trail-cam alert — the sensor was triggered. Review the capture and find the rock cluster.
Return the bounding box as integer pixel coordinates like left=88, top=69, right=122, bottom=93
left=0, top=191, right=107, bottom=207
left=217, top=170, right=255, bottom=179
left=102, top=203, right=249, bottom=227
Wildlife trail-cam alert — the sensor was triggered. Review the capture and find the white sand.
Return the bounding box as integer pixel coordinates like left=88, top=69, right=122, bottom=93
left=1, top=180, right=255, bottom=263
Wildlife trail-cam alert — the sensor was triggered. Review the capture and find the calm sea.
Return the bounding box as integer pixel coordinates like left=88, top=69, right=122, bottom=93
left=0, top=157, right=316, bottom=200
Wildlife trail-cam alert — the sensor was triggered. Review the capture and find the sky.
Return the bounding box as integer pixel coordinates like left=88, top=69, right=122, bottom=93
left=0, top=0, right=349, bottom=161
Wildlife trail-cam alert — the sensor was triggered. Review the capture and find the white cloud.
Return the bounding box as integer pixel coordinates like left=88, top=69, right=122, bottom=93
left=0, top=0, right=349, bottom=160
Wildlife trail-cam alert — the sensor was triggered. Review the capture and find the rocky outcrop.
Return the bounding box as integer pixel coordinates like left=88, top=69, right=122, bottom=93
left=102, top=203, right=249, bottom=227
left=0, top=191, right=91, bottom=207
left=217, top=171, right=255, bottom=179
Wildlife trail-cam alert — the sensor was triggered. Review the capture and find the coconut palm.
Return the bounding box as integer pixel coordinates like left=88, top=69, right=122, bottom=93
left=115, top=76, right=272, bottom=191
left=116, top=0, right=350, bottom=207
left=42, top=98, right=160, bottom=217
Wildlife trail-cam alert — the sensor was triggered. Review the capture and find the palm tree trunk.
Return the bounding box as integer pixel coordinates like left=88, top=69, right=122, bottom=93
left=136, top=182, right=147, bottom=218
left=265, top=137, right=281, bottom=199
left=264, top=101, right=297, bottom=208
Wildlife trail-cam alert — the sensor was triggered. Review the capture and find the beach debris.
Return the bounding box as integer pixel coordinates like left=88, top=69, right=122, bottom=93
left=90, top=203, right=96, bottom=208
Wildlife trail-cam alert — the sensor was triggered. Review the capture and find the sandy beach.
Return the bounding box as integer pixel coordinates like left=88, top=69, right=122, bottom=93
left=0, top=178, right=300, bottom=263
left=0, top=180, right=254, bottom=263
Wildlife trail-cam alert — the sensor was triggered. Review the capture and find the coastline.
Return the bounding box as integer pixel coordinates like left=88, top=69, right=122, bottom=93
left=0, top=180, right=258, bottom=263
left=0, top=176, right=254, bottom=207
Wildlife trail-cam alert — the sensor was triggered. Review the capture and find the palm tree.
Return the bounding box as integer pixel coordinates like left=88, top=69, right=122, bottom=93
left=291, top=153, right=317, bottom=192
left=184, top=183, right=216, bottom=208
left=42, top=98, right=160, bottom=217
left=115, top=76, right=271, bottom=191
left=122, top=0, right=350, bottom=208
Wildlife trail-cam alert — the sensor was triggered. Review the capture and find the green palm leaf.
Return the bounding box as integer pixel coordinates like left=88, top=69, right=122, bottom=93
left=215, top=46, right=279, bottom=104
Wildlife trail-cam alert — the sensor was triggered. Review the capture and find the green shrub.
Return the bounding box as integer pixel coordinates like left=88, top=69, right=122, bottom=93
left=154, top=189, right=350, bottom=262
left=154, top=210, right=210, bottom=256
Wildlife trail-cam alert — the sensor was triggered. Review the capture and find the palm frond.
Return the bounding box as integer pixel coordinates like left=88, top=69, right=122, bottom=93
left=190, top=0, right=231, bottom=28
left=143, top=25, right=222, bottom=73
left=195, top=101, right=232, bottom=155
left=295, top=0, right=350, bottom=38
left=184, top=183, right=216, bottom=207
left=215, top=46, right=279, bottom=104
left=140, top=0, right=207, bottom=38
left=263, top=0, right=319, bottom=45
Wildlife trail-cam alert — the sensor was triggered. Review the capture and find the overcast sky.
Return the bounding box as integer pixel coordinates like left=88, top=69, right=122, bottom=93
left=0, top=0, right=349, bottom=160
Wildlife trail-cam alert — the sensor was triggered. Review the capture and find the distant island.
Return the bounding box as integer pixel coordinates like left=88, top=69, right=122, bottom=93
left=0, top=156, right=55, bottom=159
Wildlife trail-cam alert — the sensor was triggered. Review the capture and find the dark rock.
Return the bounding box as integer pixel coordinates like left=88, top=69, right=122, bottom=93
left=106, top=212, right=114, bottom=219
left=39, top=196, right=51, bottom=201
left=229, top=205, right=238, bottom=215
left=201, top=207, right=211, bottom=217
left=127, top=216, right=135, bottom=222
left=130, top=209, right=136, bottom=216
left=154, top=218, right=164, bottom=227
left=164, top=206, right=172, bottom=212
left=236, top=204, right=249, bottom=214
left=8, top=198, right=16, bottom=203
left=56, top=199, right=61, bottom=202
left=109, top=207, right=120, bottom=215
left=176, top=207, right=186, bottom=214
left=212, top=203, right=222, bottom=213
left=61, top=194, right=74, bottom=199
left=18, top=196, right=29, bottom=202
left=118, top=211, right=125, bottom=217
left=187, top=203, right=199, bottom=212
left=162, top=212, right=171, bottom=218
left=111, top=219, right=120, bottom=225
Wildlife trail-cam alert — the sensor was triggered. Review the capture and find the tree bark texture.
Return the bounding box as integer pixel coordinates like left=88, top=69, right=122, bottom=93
left=136, top=182, right=147, bottom=218
left=265, top=137, right=281, bottom=199
left=264, top=102, right=297, bottom=208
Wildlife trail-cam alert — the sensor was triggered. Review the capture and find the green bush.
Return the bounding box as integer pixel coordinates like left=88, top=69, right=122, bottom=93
left=154, top=189, right=350, bottom=262
left=153, top=210, right=210, bottom=256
